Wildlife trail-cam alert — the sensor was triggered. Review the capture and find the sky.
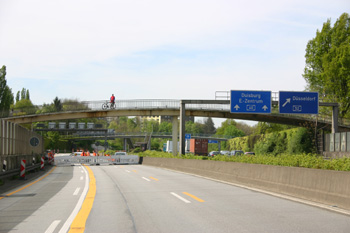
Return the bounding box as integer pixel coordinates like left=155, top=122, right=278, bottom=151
left=0, top=0, right=349, bottom=126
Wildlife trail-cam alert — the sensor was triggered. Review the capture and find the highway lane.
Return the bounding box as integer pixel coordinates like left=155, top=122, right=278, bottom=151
left=0, top=164, right=349, bottom=233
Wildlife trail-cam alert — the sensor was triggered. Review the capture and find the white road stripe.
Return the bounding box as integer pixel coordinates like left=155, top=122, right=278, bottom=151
left=142, top=177, right=151, bottom=181
left=170, top=192, right=191, bottom=203
left=80, top=176, right=84, bottom=180
left=45, top=220, right=61, bottom=233
left=125, top=170, right=131, bottom=173
left=73, top=187, right=80, bottom=196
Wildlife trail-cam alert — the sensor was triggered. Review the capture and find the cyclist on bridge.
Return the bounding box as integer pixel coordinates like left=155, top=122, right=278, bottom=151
left=110, top=94, right=115, bottom=105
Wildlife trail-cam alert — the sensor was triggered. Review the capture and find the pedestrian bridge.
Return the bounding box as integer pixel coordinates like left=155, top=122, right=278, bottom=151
left=3, top=99, right=348, bottom=131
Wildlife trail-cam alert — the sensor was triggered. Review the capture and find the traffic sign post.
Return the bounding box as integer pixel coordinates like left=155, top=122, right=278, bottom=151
left=279, top=91, right=318, bottom=114
left=230, top=90, right=271, bottom=114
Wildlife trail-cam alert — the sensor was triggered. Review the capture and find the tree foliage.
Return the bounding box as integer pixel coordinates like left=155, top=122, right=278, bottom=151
left=303, top=13, right=350, bottom=117
left=0, top=65, right=14, bottom=117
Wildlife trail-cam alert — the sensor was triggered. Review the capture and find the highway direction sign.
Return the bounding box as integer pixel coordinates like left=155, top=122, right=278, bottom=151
left=279, top=91, right=318, bottom=114
left=230, top=90, right=271, bottom=114
left=208, top=140, right=218, bottom=143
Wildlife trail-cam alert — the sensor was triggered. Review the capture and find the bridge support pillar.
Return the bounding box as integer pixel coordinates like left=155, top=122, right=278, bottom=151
left=179, top=101, right=186, bottom=155
left=332, top=105, right=339, bottom=133
left=172, top=117, right=178, bottom=155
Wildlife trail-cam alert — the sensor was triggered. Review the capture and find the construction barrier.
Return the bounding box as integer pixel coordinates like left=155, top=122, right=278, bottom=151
left=20, top=159, right=26, bottom=179
left=54, top=155, right=139, bottom=166
left=41, top=157, right=44, bottom=169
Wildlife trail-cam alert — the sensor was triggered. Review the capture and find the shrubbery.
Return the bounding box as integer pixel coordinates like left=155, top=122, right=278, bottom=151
left=228, top=127, right=315, bottom=155
left=138, top=150, right=350, bottom=171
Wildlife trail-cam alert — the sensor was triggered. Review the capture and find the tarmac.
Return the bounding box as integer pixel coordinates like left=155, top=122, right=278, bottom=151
left=0, top=165, right=54, bottom=196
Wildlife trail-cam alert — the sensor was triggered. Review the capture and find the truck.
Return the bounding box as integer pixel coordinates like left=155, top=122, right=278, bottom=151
left=189, top=139, right=208, bottom=156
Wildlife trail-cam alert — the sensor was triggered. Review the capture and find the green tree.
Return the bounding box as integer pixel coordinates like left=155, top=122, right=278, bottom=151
left=26, top=89, right=30, bottom=100
left=16, top=91, right=20, bottom=102
left=0, top=65, right=14, bottom=117
left=254, top=122, right=294, bottom=134
left=21, top=88, right=26, bottom=100
left=203, top=117, right=216, bottom=134
left=303, top=13, right=350, bottom=117
left=53, top=97, right=62, bottom=112
left=13, top=99, right=36, bottom=114
left=159, top=121, right=172, bottom=133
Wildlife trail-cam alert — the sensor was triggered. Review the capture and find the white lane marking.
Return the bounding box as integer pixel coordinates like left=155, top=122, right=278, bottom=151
left=73, top=188, right=80, bottom=196
left=125, top=170, right=131, bottom=173
left=142, top=177, right=151, bottom=182
left=170, top=192, right=191, bottom=203
left=80, top=176, right=84, bottom=180
left=45, top=220, right=61, bottom=233
left=81, top=170, right=84, bottom=173
left=59, top=166, right=89, bottom=233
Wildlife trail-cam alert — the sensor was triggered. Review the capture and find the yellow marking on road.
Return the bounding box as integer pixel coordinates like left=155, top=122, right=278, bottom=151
left=150, top=177, right=159, bottom=181
left=69, top=165, right=96, bottom=233
left=183, top=192, right=205, bottom=202
left=0, top=166, right=56, bottom=200
left=132, top=170, right=137, bottom=173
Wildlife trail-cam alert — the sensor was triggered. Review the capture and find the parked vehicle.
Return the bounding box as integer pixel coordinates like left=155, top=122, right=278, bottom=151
left=115, top=151, right=127, bottom=156
left=220, top=150, right=231, bottom=155
left=245, top=152, right=255, bottom=155
left=208, top=151, right=220, bottom=157
left=230, top=150, right=244, bottom=156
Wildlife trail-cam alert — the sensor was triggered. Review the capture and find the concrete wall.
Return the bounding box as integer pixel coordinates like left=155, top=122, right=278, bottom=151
left=142, top=157, right=350, bottom=211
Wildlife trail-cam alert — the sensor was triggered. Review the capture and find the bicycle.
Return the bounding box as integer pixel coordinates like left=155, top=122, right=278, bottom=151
left=102, top=101, right=116, bottom=110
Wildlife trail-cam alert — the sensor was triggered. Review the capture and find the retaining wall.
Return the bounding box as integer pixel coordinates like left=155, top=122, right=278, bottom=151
left=142, top=157, right=350, bottom=211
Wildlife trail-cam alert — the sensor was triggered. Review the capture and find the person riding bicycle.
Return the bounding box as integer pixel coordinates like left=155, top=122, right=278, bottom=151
left=110, top=94, right=115, bottom=106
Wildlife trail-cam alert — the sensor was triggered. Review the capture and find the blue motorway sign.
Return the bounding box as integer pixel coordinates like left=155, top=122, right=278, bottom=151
left=208, top=140, right=218, bottom=143
left=279, top=91, right=318, bottom=114
left=185, top=134, right=191, bottom=139
left=230, top=90, right=271, bottom=114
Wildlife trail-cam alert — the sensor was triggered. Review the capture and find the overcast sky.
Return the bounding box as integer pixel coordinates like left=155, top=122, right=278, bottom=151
left=0, top=0, right=348, bottom=126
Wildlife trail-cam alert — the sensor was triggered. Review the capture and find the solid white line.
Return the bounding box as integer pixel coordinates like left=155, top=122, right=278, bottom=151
left=142, top=177, right=151, bottom=182
left=59, top=166, right=89, bottom=233
left=125, top=170, right=130, bottom=173
left=73, top=187, right=80, bottom=196
left=170, top=192, right=191, bottom=203
left=45, top=220, right=61, bottom=233
left=80, top=176, right=84, bottom=180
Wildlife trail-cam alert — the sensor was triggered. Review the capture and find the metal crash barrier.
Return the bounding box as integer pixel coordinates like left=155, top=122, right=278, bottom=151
left=54, top=155, right=139, bottom=166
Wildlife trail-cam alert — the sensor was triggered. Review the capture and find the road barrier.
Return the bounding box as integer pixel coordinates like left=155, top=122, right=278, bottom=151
left=54, top=155, right=139, bottom=166
left=142, top=157, right=350, bottom=211
left=41, top=157, right=44, bottom=169
left=20, top=159, right=26, bottom=179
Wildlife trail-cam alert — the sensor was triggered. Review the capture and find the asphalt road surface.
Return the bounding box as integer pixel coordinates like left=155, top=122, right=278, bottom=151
left=0, top=164, right=349, bottom=233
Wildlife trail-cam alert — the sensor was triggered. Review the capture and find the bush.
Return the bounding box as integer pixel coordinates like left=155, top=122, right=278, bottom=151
left=138, top=150, right=350, bottom=171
